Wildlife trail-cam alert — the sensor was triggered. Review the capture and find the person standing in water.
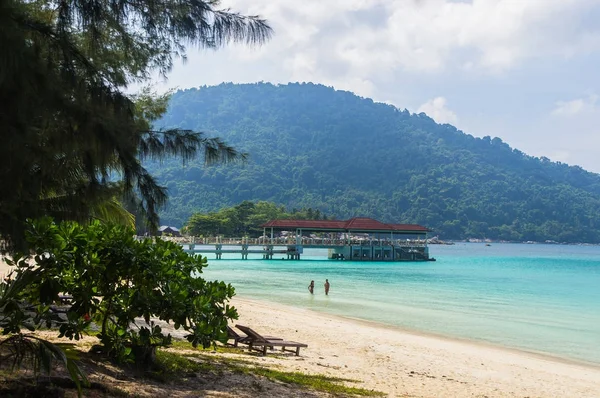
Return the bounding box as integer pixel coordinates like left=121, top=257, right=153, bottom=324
left=324, top=279, right=330, bottom=295
left=308, top=280, right=314, bottom=294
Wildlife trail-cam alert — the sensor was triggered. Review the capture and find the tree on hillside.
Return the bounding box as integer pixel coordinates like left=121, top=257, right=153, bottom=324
left=0, top=0, right=272, bottom=250
left=185, top=201, right=328, bottom=237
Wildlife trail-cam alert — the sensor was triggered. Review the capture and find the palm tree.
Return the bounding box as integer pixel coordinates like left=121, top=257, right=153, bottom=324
left=0, top=0, right=272, bottom=250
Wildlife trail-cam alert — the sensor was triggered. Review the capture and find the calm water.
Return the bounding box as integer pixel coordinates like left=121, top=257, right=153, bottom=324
left=197, top=243, right=600, bottom=365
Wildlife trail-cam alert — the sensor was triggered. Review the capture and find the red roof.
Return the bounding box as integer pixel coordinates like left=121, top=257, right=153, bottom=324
left=260, top=219, right=346, bottom=229
left=260, top=217, right=429, bottom=233
left=390, top=224, right=429, bottom=231
left=345, top=218, right=391, bottom=230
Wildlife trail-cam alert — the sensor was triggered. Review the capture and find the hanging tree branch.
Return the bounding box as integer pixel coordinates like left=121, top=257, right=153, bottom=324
left=0, top=0, right=271, bottom=250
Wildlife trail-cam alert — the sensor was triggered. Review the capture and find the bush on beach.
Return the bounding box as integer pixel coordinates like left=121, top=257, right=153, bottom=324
left=0, top=218, right=237, bottom=389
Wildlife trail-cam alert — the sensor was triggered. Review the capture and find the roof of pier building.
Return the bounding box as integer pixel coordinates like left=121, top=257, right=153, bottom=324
left=260, top=217, right=430, bottom=234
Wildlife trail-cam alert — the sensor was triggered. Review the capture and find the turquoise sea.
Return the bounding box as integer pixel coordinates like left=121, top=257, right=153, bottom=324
left=198, top=243, right=600, bottom=365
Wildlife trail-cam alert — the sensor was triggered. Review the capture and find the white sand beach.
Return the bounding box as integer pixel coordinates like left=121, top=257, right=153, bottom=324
left=231, top=296, right=600, bottom=398
left=0, top=256, right=14, bottom=280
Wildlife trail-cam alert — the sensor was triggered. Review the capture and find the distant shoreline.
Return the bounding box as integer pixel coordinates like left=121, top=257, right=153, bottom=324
left=437, top=240, right=600, bottom=246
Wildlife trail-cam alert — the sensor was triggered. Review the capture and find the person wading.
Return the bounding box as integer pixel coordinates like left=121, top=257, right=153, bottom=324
left=324, top=279, right=330, bottom=295
left=308, top=280, right=315, bottom=294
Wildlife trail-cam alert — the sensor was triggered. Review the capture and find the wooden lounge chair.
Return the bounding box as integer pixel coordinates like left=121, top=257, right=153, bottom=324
left=235, top=324, right=308, bottom=356
left=227, top=326, right=247, bottom=347
left=226, top=326, right=282, bottom=347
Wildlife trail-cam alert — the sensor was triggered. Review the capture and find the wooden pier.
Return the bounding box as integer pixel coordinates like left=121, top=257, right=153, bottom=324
left=142, top=236, right=425, bottom=261
left=165, top=217, right=432, bottom=262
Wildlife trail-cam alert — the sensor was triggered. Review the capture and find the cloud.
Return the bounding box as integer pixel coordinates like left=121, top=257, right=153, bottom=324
left=152, top=1, right=600, bottom=100
left=537, top=93, right=600, bottom=172
left=224, top=0, right=600, bottom=74
left=552, top=95, right=598, bottom=116
left=417, top=97, right=458, bottom=124
left=552, top=99, right=587, bottom=116
left=200, top=0, right=600, bottom=100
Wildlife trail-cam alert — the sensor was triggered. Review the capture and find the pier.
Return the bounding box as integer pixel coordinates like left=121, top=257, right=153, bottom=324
left=183, top=217, right=433, bottom=261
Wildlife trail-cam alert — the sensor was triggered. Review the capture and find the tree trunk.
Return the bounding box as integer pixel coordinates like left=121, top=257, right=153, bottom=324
left=132, top=345, right=157, bottom=370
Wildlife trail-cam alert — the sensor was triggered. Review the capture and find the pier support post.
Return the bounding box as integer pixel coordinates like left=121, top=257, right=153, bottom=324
left=215, top=244, right=222, bottom=260
left=263, top=245, right=274, bottom=260
left=241, top=244, right=248, bottom=260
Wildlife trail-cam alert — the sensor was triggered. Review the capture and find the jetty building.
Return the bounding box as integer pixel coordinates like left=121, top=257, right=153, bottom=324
left=260, top=218, right=431, bottom=261
left=185, top=217, right=432, bottom=262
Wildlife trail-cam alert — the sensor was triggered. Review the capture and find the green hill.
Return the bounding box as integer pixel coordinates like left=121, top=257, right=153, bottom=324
left=150, top=82, right=600, bottom=243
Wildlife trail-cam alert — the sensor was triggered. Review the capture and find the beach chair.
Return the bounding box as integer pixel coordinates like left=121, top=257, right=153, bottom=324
left=227, top=326, right=247, bottom=347
left=235, top=324, right=308, bottom=356
left=226, top=325, right=282, bottom=347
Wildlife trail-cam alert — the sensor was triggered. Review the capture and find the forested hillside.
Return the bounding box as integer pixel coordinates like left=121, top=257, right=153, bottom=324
left=149, top=82, right=600, bottom=243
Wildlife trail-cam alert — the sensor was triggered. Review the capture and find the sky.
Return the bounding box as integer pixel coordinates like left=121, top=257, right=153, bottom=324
left=153, top=0, right=600, bottom=173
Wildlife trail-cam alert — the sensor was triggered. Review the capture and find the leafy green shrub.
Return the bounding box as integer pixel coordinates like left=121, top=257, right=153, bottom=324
left=1, top=218, right=237, bottom=367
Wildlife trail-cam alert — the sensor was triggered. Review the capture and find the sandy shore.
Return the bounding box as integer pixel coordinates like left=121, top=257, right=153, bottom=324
left=0, top=256, right=15, bottom=280
left=231, top=296, right=600, bottom=398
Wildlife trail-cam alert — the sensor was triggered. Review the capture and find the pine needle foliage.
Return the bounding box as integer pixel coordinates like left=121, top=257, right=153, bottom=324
left=0, top=0, right=270, bottom=250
